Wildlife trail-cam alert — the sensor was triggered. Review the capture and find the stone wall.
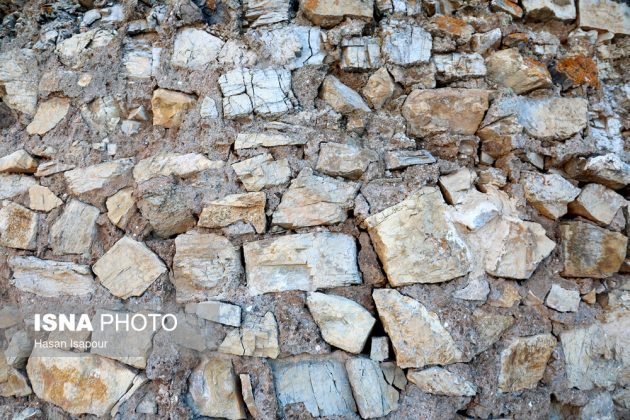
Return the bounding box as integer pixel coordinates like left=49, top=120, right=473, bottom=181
left=1, top=0, right=630, bottom=418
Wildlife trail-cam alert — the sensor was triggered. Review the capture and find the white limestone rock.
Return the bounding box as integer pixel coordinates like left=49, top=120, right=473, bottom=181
left=9, top=256, right=95, bottom=297
left=244, top=232, right=361, bottom=295
left=521, top=172, right=581, bottom=219
left=26, top=97, right=70, bottom=135
left=0, top=150, right=38, bottom=174
left=434, top=53, right=486, bottom=82
left=306, top=292, right=375, bottom=354
left=0, top=49, right=39, bottom=115
left=272, top=168, right=359, bottom=228
left=64, top=158, right=135, bottom=196
left=320, top=75, right=371, bottom=114
left=370, top=337, right=390, bottom=361
left=133, top=153, right=223, bottom=183
left=373, top=288, right=464, bottom=368
left=346, top=358, right=399, bottom=418
left=316, top=142, right=378, bottom=180
left=340, top=37, right=382, bottom=71
left=198, top=192, right=266, bottom=233
left=546, top=284, right=580, bottom=312
left=189, top=355, right=246, bottom=419
left=171, top=28, right=224, bottom=70
left=219, top=312, right=279, bottom=358
left=569, top=183, right=627, bottom=225
left=259, top=26, right=325, bottom=70
left=362, top=67, right=396, bottom=109
left=364, top=187, right=472, bottom=286
left=381, top=21, right=432, bottom=66
left=407, top=367, right=476, bottom=396
left=231, top=153, right=291, bottom=192
left=49, top=200, right=99, bottom=255
left=522, top=0, right=576, bottom=21
left=385, top=149, right=436, bottom=170
left=0, top=201, right=37, bottom=250
left=55, top=28, right=116, bottom=68
left=93, top=236, right=167, bottom=299
left=578, top=0, right=630, bottom=35
left=106, top=187, right=135, bottom=229
left=0, top=175, right=37, bottom=200
left=235, top=132, right=306, bottom=149
left=172, top=231, right=242, bottom=302
left=244, top=0, right=290, bottom=27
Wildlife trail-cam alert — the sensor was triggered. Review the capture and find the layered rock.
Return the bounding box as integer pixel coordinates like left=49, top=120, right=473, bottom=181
left=189, top=355, right=246, bottom=419
left=244, top=232, right=361, bottom=295
left=568, top=183, right=627, bottom=225
left=9, top=256, right=95, bottom=297
left=316, top=142, right=378, bottom=179
left=0, top=202, right=37, bottom=250
left=133, top=153, right=222, bottom=182
left=219, top=312, right=280, bottom=358
left=232, top=153, right=291, bottom=191
left=301, top=0, right=373, bottom=28
left=0, top=150, right=37, bottom=174
left=49, top=200, right=99, bottom=255
left=198, top=192, right=266, bottom=233
left=64, top=158, right=135, bottom=197
left=381, top=21, right=432, bottom=66
left=407, top=367, right=476, bottom=396
left=520, top=172, right=580, bottom=219
left=373, top=289, right=464, bottom=368
left=497, top=334, right=556, bottom=392
left=320, top=75, right=371, bottom=113
left=346, top=358, right=399, bottom=418
left=578, top=0, right=630, bottom=35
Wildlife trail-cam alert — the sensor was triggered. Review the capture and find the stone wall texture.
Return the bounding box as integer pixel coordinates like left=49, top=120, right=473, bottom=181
left=1, top=0, right=630, bottom=418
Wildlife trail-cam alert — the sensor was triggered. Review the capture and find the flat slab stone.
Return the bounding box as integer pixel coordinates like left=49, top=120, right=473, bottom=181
left=578, top=0, right=630, bottom=35
left=64, top=158, right=135, bottom=196
left=198, top=192, right=266, bottom=234
left=219, top=312, right=280, bottom=358
left=364, top=187, right=472, bottom=286
left=316, top=142, right=378, bottom=180
left=133, top=153, right=223, bottom=183
left=244, top=232, right=361, bottom=295
left=49, top=199, right=99, bottom=255
left=0, top=150, right=38, bottom=174
left=234, top=132, right=307, bottom=149
left=9, top=256, right=95, bottom=297
left=231, top=153, right=291, bottom=192
left=195, top=301, right=242, bottom=327
left=171, top=27, right=224, bottom=70
left=93, top=236, right=167, bottom=299
left=346, top=358, right=399, bottom=418
left=373, top=288, right=464, bottom=368
left=301, top=0, right=373, bottom=28
left=407, top=367, right=477, bottom=396
left=0, top=201, right=37, bottom=250
left=498, top=334, right=556, bottom=392
left=26, top=97, right=70, bottom=135
left=0, top=174, right=37, bottom=200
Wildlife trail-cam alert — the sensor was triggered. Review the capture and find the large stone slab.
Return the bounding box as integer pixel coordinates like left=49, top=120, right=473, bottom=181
left=521, top=172, right=580, bottom=219
left=0, top=49, right=39, bottom=114
left=522, top=0, right=576, bottom=20
left=569, top=183, right=627, bottom=225
left=373, top=289, right=464, bottom=368
left=346, top=358, right=399, bottom=418
left=49, top=200, right=99, bottom=255
left=93, top=236, right=167, bottom=299
left=219, top=312, right=280, bottom=358
left=151, top=89, right=196, bottom=128
left=364, top=187, right=472, bottom=286
left=244, top=232, right=361, bottom=295
left=9, top=256, right=95, bottom=297
left=560, top=221, right=627, bottom=278
left=402, top=88, right=489, bottom=137
left=271, top=358, right=357, bottom=417
left=320, top=75, right=371, bottom=114
left=234, top=132, right=306, bottom=149
left=133, top=153, right=222, bottom=183
left=497, top=334, right=556, bottom=392
left=173, top=231, right=242, bottom=302
left=316, top=142, right=378, bottom=180
left=381, top=21, right=432, bottom=66
left=307, top=292, right=375, bottom=354
left=0, top=201, right=37, bottom=250
left=0, top=174, right=37, bottom=200
left=64, top=158, right=135, bottom=196
left=27, top=348, right=137, bottom=417
left=578, top=0, right=630, bottom=35
left=272, top=168, right=359, bottom=228
left=188, top=355, right=246, bottom=419
left=198, top=192, right=266, bottom=233
left=29, top=185, right=62, bottom=212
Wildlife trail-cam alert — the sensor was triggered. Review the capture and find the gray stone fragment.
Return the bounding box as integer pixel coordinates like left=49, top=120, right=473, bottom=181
left=341, top=37, right=382, bottom=71
left=49, top=200, right=99, bottom=255
left=381, top=21, right=432, bottom=66
left=384, top=149, right=435, bottom=170
left=346, top=358, right=399, bottom=418
left=320, top=75, right=371, bottom=113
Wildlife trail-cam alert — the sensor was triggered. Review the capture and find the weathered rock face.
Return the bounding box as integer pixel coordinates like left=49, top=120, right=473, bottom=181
left=272, top=358, right=357, bottom=416
left=520, top=172, right=580, bottom=219
left=219, top=312, right=280, bottom=358
left=49, top=200, right=99, bottom=255
left=173, top=231, right=242, bottom=302
left=64, top=158, right=135, bottom=197
left=0, top=202, right=37, bottom=250
left=133, top=153, right=222, bottom=182
left=521, top=0, right=576, bottom=21
left=381, top=21, right=432, bottom=66
left=189, top=355, right=246, bottom=419
left=568, top=183, right=627, bottom=225
left=93, top=236, right=167, bottom=299
left=234, top=132, right=306, bottom=149
left=301, top=0, right=373, bottom=28
left=0, top=174, right=36, bottom=200
left=566, top=154, right=630, bottom=190
left=365, top=187, right=471, bottom=286
left=0, top=150, right=37, bottom=174
left=9, top=256, right=95, bottom=297
left=244, top=232, right=361, bottom=295
left=340, top=37, right=382, bottom=71
left=151, top=89, right=196, bottom=128
left=486, top=48, right=552, bottom=94
left=316, top=142, right=378, bottom=179
left=346, top=358, right=399, bottom=418
left=407, top=367, right=476, bottom=396
left=28, top=185, right=62, bottom=212
left=105, top=187, right=135, bottom=228
left=26, top=97, right=70, bottom=135
left=373, top=289, right=464, bottom=368
left=232, top=153, right=291, bottom=191
left=198, top=192, right=266, bottom=233
left=434, top=53, right=486, bottom=82
left=27, top=348, right=137, bottom=416
left=363, top=67, right=396, bottom=109
left=546, top=284, right=580, bottom=312
left=320, top=75, right=371, bottom=113
left=560, top=221, right=627, bottom=278
left=497, top=334, right=556, bottom=392
left=171, top=28, right=224, bottom=70
left=195, top=301, right=242, bottom=327
left=0, top=49, right=39, bottom=115
left=272, top=168, right=359, bottom=228
left=402, top=88, right=489, bottom=137
left=244, top=0, right=290, bottom=27
left=578, top=0, right=630, bottom=35
left=307, top=292, right=375, bottom=354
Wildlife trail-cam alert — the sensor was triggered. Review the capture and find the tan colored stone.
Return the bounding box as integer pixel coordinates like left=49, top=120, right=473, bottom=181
left=362, top=67, right=396, bottom=109
left=321, top=75, right=371, bottom=114
left=521, top=172, right=581, bottom=219
left=93, top=236, right=167, bottom=299
left=35, top=161, right=76, bottom=177
left=198, top=192, right=266, bottom=233
left=231, top=153, right=291, bottom=192
left=568, top=183, right=627, bottom=225
left=219, top=312, right=279, bottom=358
left=0, top=150, right=37, bottom=174
left=0, top=201, right=37, bottom=250
left=239, top=374, right=259, bottom=418
left=561, top=221, right=627, bottom=278
left=438, top=168, right=477, bottom=205
left=0, top=367, right=31, bottom=397
left=498, top=334, right=556, bottom=392
left=234, top=132, right=306, bottom=149
left=9, top=256, right=95, bottom=297
left=27, top=348, right=137, bottom=416
left=173, top=231, right=242, bottom=302
left=106, top=187, right=135, bottom=228
left=402, top=88, right=489, bottom=137
left=64, top=158, right=135, bottom=196
left=486, top=48, right=552, bottom=94
left=301, top=0, right=373, bottom=28
left=151, top=88, right=196, bottom=128
left=244, top=232, right=361, bottom=295
left=49, top=199, right=99, bottom=255
left=407, top=367, right=476, bottom=396
left=28, top=185, right=62, bottom=212
left=522, top=0, right=575, bottom=20
left=579, top=0, right=630, bottom=35
left=488, top=281, right=521, bottom=308
left=346, top=358, right=399, bottom=418
left=364, top=187, right=472, bottom=286
left=133, top=153, right=223, bottom=183
left=477, top=114, right=523, bottom=159
left=373, top=289, right=464, bottom=368
left=0, top=49, right=39, bottom=115
left=189, top=355, right=246, bottom=419
left=546, top=284, right=580, bottom=312
left=272, top=168, right=359, bottom=228
left=26, top=97, right=70, bottom=135
left=316, top=142, right=378, bottom=180
left=307, top=292, right=375, bottom=354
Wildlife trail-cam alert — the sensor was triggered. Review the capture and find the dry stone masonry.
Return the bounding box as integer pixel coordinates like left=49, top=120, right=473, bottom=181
left=0, top=0, right=630, bottom=418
